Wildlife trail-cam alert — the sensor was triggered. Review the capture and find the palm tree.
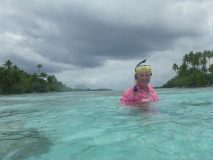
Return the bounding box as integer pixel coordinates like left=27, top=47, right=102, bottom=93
left=0, top=68, right=12, bottom=93
left=205, top=50, right=213, bottom=68
left=188, top=51, right=194, bottom=68
left=36, top=64, right=43, bottom=74
left=187, top=73, right=196, bottom=87
left=172, top=63, right=179, bottom=75
left=13, top=65, right=19, bottom=71
left=2, top=60, right=13, bottom=70
left=182, top=54, right=189, bottom=65
left=177, top=63, right=187, bottom=77
left=192, top=52, right=200, bottom=69
left=195, top=73, right=209, bottom=87
left=40, top=72, right=47, bottom=78
left=200, top=54, right=207, bottom=73
left=47, top=75, right=57, bottom=83
left=32, top=73, right=37, bottom=82
left=208, top=64, right=213, bottom=74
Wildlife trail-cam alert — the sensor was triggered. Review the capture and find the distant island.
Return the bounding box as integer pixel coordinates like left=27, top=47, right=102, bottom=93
left=75, top=84, right=88, bottom=90
left=74, top=84, right=111, bottom=91
left=162, top=49, right=213, bottom=88
left=0, top=60, right=111, bottom=94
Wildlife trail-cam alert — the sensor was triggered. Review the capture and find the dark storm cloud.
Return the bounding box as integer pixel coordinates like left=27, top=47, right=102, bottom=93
left=39, top=6, right=203, bottom=68
left=1, top=54, right=63, bottom=74
left=0, top=0, right=210, bottom=71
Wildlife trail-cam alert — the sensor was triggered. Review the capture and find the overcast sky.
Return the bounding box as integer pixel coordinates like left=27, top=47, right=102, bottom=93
left=0, top=0, right=212, bottom=90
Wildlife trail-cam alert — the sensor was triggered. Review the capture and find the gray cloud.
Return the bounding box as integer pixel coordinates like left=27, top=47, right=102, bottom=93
left=0, top=0, right=212, bottom=88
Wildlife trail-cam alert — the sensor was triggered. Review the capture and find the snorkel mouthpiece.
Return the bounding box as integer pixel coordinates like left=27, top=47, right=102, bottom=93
left=133, top=85, right=138, bottom=92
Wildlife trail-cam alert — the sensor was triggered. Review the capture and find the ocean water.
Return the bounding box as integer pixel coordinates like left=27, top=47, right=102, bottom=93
left=0, top=88, right=213, bottom=160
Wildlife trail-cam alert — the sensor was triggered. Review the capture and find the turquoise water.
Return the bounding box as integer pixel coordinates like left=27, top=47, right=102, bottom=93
left=0, top=88, right=213, bottom=160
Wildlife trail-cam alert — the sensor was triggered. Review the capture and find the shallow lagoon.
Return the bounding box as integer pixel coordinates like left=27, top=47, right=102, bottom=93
left=0, top=88, right=213, bottom=160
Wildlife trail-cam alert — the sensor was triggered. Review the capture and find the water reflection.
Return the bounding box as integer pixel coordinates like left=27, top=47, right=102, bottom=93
left=120, top=105, right=158, bottom=116
left=0, top=128, right=52, bottom=160
left=0, top=113, right=52, bottom=160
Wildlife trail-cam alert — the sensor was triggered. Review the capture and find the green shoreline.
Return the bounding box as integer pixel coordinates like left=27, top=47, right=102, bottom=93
left=0, top=60, right=111, bottom=95
left=161, top=49, right=213, bottom=88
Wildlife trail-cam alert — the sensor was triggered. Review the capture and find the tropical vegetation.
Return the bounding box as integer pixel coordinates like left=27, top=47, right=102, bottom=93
left=162, top=50, right=213, bottom=88
left=0, top=60, right=74, bottom=94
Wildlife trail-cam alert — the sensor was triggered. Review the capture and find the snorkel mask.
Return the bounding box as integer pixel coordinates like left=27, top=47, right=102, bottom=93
left=133, top=59, right=152, bottom=92
left=135, top=59, right=152, bottom=74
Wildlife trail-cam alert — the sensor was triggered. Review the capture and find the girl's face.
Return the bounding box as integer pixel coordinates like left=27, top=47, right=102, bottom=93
left=136, top=70, right=152, bottom=86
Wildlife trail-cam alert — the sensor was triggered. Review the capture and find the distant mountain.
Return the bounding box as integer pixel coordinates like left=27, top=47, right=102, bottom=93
left=74, top=84, right=88, bottom=89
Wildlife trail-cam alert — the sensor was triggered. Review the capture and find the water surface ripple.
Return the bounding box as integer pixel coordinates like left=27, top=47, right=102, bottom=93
left=0, top=88, right=213, bottom=160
